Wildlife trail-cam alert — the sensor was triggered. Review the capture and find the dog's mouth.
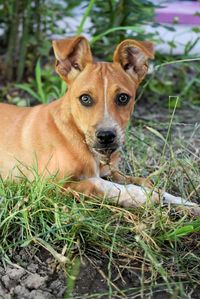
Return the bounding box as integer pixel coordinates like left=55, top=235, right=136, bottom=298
left=92, top=143, right=119, bottom=156
left=85, top=133, right=122, bottom=157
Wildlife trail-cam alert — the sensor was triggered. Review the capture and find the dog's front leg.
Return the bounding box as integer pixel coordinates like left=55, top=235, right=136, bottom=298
left=66, top=178, right=159, bottom=207
left=105, top=171, right=198, bottom=208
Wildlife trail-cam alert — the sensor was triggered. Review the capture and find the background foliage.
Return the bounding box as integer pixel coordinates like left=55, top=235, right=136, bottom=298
left=0, top=0, right=200, bottom=105
left=0, top=0, right=156, bottom=80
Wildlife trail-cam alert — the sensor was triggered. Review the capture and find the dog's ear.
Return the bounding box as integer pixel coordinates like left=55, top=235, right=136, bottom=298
left=113, top=39, right=154, bottom=83
left=52, top=36, right=93, bottom=83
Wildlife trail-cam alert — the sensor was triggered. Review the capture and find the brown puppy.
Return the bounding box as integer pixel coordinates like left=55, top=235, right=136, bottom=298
left=0, top=36, right=196, bottom=207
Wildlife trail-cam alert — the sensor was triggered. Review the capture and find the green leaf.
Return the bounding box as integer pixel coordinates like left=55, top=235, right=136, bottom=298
left=91, top=26, right=143, bottom=44
left=15, top=84, right=40, bottom=101
left=60, top=81, right=67, bottom=96
left=20, top=238, right=32, bottom=247
left=35, top=60, right=46, bottom=103
left=161, top=225, right=195, bottom=241
left=145, top=126, right=167, bottom=143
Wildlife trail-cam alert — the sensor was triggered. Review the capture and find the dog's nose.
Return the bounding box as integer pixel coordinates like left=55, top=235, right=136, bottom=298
left=96, top=130, right=116, bottom=145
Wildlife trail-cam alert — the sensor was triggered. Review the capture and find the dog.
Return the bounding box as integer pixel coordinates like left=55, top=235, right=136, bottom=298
left=0, top=36, right=197, bottom=208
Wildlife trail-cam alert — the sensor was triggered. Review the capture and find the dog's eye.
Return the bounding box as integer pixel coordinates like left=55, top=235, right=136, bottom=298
left=79, top=94, right=93, bottom=107
left=116, top=93, right=130, bottom=106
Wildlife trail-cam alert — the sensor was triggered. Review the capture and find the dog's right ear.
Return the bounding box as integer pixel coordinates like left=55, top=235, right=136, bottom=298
left=52, top=36, right=93, bottom=83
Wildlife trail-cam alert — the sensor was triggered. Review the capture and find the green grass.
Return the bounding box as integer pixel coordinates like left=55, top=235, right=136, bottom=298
left=0, top=106, right=200, bottom=298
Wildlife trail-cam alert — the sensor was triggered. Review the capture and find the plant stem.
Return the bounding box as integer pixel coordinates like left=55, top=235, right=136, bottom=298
left=155, top=57, right=200, bottom=70
left=76, top=0, right=95, bottom=35
left=91, top=26, right=142, bottom=44
left=5, top=0, right=21, bottom=80
left=17, top=0, right=31, bottom=82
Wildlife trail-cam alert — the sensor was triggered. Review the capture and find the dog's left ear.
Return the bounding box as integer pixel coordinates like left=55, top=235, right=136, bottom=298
left=52, top=36, right=93, bottom=83
left=113, top=39, right=154, bottom=83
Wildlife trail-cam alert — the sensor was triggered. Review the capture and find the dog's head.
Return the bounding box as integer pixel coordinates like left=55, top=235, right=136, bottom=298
left=52, top=36, right=154, bottom=157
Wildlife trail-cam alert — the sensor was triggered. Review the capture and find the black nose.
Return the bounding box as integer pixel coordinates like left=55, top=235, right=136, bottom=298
left=96, top=130, right=116, bottom=145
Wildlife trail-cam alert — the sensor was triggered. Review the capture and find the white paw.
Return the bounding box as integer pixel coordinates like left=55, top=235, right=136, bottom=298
left=114, top=184, right=159, bottom=207
left=163, top=192, right=198, bottom=207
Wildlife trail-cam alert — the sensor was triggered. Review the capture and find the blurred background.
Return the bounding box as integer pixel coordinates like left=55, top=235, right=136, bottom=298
left=0, top=0, right=200, bottom=108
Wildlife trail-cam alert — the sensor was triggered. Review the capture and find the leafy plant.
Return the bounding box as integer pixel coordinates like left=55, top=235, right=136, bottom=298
left=143, top=59, right=200, bottom=106
left=16, top=60, right=67, bottom=104
left=89, top=0, right=157, bottom=59
left=0, top=0, right=83, bottom=81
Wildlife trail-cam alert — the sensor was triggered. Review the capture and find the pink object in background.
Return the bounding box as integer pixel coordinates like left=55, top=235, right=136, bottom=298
left=155, top=1, right=200, bottom=25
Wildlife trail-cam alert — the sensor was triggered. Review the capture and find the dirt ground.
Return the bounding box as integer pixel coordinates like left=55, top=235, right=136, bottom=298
left=0, top=247, right=172, bottom=299
left=134, top=101, right=200, bottom=143
left=0, top=101, right=199, bottom=299
left=0, top=247, right=66, bottom=299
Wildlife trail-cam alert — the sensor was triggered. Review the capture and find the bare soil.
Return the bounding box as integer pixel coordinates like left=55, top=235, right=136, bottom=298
left=0, top=247, right=66, bottom=299
left=0, top=247, right=171, bottom=299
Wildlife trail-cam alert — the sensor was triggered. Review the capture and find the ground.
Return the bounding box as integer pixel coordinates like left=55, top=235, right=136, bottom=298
left=0, top=100, right=199, bottom=299
left=0, top=247, right=173, bottom=299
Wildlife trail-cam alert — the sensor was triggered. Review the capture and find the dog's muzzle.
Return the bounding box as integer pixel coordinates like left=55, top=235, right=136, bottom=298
left=93, top=129, right=119, bottom=155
